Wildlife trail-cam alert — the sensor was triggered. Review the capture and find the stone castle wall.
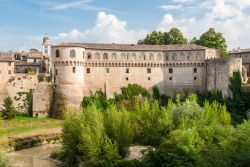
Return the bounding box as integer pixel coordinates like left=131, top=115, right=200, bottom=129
left=206, top=58, right=242, bottom=96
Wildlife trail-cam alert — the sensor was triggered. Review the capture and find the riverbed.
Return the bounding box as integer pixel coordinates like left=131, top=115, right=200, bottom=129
left=7, top=144, right=61, bottom=167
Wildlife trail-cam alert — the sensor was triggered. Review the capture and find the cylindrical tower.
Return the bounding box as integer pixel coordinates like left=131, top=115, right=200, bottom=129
left=52, top=45, right=85, bottom=109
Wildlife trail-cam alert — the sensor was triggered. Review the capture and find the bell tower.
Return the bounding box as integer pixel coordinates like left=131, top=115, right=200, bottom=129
left=42, top=34, right=54, bottom=81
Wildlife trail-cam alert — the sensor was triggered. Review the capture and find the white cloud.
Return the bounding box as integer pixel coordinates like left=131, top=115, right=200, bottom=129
left=160, top=5, right=183, bottom=10
left=157, top=0, right=250, bottom=49
left=172, top=0, right=196, bottom=3
left=53, top=12, right=147, bottom=44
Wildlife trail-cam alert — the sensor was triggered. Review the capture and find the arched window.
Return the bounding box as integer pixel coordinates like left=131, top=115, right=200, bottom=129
left=126, top=53, right=130, bottom=60
left=56, top=49, right=60, bottom=58
left=187, top=52, right=192, bottom=61
left=196, top=51, right=201, bottom=60
left=172, top=53, right=177, bottom=61
left=103, top=53, right=108, bottom=60
left=112, top=53, right=117, bottom=61
left=121, top=53, right=126, bottom=60
left=131, top=53, right=136, bottom=61
left=180, top=52, right=185, bottom=61
left=157, top=53, right=161, bottom=60
left=70, top=49, right=76, bottom=58
left=165, top=53, right=169, bottom=61
left=140, top=52, right=146, bottom=60
left=149, top=53, right=154, bottom=60
left=95, top=52, right=100, bottom=60
left=87, top=52, right=92, bottom=60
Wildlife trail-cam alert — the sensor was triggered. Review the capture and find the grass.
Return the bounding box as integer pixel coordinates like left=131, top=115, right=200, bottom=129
left=0, top=115, right=62, bottom=138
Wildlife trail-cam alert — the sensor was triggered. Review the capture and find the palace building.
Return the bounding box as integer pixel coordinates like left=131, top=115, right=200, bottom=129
left=49, top=39, right=244, bottom=109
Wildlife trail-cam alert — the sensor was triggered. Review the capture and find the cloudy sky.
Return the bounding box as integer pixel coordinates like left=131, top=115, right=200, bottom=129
left=0, top=0, right=250, bottom=51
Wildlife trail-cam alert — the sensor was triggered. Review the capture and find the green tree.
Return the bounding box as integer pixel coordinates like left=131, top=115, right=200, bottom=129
left=138, top=31, right=165, bottom=45
left=164, top=28, right=188, bottom=45
left=196, top=28, right=228, bottom=58
left=0, top=97, right=15, bottom=120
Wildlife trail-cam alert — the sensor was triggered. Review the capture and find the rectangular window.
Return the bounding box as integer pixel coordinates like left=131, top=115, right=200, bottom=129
left=169, top=68, right=173, bottom=73
left=86, top=68, right=90, bottom=74
left=147, top=68, right=151, bottom=73
left=8, top=70, right=11, bottom=74
left=169, top=77, right=172, bottom=81
left=8, top=62, right=11, bottom=66
left=126, top=68, right=129, bottom=73
left=106, top=68, right=110, bottom=73
left=55, top=70, right=58, bottom=75
left=73, top=67, right=76, bottom=73
left=194, top=68, right=197, bottom=73
left=148, top=77, right=151, bottom=81
left=194, top=77, right=197, bottom=80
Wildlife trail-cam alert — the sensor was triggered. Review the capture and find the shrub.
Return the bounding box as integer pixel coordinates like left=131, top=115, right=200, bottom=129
left=120, top=84, right=149, bottom=100
left=0, top=149, right=9, bottom=167
left=0, top=97, right=16, bottom=120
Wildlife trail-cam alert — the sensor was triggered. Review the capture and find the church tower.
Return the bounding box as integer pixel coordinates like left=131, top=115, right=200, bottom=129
left=42, top=34, right=54, bottom=81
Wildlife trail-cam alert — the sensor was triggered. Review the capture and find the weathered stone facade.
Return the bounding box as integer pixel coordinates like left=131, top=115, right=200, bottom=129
left=230, top=48, right=250, bottom=76
left=51, top=43, right=241, bottom=109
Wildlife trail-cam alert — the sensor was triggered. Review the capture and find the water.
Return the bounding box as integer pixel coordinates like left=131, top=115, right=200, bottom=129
left=7, top=144, right=61, bottom=167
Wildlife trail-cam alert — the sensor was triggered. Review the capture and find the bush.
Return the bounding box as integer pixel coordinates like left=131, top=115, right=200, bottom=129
left=0, top=97, right=16, bottom=120
left=120, top=84, right=149, bottom=100
left=0, top=149, right=9, bottom=167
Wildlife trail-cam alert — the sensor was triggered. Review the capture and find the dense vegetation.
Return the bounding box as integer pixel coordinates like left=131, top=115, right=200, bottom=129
left=138, top=27, right=228, bottom=57
left=58, top=72, right=250, bottom=167
left=0, top=149, right=9, bottom=167
left=0, top=97, right=16, bottom=120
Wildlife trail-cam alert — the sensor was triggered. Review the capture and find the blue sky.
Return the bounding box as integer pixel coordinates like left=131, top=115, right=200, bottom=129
left=0, top=0, right=250, bottom=51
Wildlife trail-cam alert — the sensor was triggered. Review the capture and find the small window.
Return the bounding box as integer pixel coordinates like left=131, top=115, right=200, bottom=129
left=87, top=53, right=92, bottom=60
left=148, top=77, right=151, bottom=81
left=149, top=53, right=154, bottom=60
left=112, top=53, right=117, bottom=61
left=147, top=68, right=151, bottom=73
left=169, top=77, right=172, bottom=81
left=140, top=52, right=146, bottom=60
left=73, top=67, right=76, bottom=73
left=126, top=77, right=129, bottom=81
left=180, top=52, right=185, bottom=61
left=172, top=53, right=177, bottom=61
left=126, top=68, right=129, bottom=73
left=86, top=68, right=90, bottom=74
left=106, top=68, right=110, bottom=73
left=121, top=53, right=126, bottom=60
left=169, top=68, right=173, bottom=73
left=8, top=70, right=11, bottom=74
left=131, top=53, right=136, bottom=60
left=103, top=53, right=108, bottom=60
left=157, top=53, right=161, bottom=60
left=194, top=77, right=197, bottom=80
left=70, top=49, right=76, bottom=58
left=165, top=53, right=169, bottom=61
left=8, top=62, right=11, bottom=66
left=55, top=70, right=58, bottom=75
left=95, top=52, right=100, bottom=60
left=187, top=52, right=192, bottom=61
left=194, top=68, right=197, bottom=73
left=56, top=49, right=60, bottom=58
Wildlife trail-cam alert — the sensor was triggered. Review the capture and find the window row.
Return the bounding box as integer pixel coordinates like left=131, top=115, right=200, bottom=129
left=55, top=49, right=202, bottom=61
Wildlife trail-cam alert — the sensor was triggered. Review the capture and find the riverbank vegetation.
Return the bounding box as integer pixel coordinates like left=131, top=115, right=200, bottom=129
left=56, top=71, right=250, bottom=167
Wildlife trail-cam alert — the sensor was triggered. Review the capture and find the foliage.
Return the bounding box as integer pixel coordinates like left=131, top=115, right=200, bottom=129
left=26, top=90, right=33, bottom=117
left=38, top=75, right=44, bottom=82
left=138, top=28, right=187, bottom=45
left=120, top=84, right=149, bottom=100
left=138, top=31, right=165, bottom=45
left=164, top=28, right=188, bottom=45
left=0, top=149, right=9, bottom=167
left=195, top=28, right=228, bottom=58
left=152, top=86, right=160, bottom=101
left=24, top=67, right=36, bottom=74
left=0, top=97, right=16, bottom=120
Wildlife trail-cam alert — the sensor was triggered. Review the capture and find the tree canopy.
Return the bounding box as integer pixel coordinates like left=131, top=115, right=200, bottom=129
left=138, top=28, right=187, bottom=45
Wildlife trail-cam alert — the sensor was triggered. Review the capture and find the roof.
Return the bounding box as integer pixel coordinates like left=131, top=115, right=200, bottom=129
left=230, top=48, right=250, bottom=54
left=0, top=52, right=14, bottom=62
left=52, top=43, right=208, bottom=51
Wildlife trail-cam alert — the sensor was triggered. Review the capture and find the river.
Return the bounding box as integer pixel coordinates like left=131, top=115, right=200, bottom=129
left=7, top=144, right=62, bottom=167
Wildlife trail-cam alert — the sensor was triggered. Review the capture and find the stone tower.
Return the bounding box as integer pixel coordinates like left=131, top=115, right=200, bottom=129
left=42, top=34, right=53, bottom=76
left=51, top=45, right=85, bottom=109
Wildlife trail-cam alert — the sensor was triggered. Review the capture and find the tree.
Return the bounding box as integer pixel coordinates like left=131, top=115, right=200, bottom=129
left=0, top=97, right=15, bottom=120
left=196, top=28, right=228, bottom=58
left=164, top=28, right=188, bottom=45
left=138, top=28, right=187, bottom=45
left=138, top=31, right=165, bottom=45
